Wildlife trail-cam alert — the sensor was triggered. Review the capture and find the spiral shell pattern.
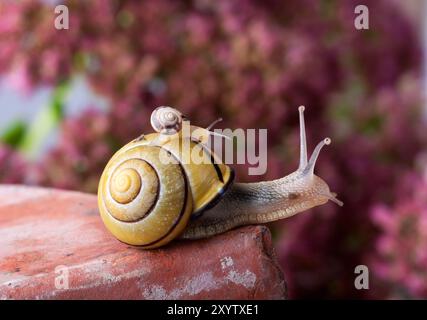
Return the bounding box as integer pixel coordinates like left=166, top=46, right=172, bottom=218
left=150, top=106, right=183, bottom=135
left=98, top=143, right=192, bottom=248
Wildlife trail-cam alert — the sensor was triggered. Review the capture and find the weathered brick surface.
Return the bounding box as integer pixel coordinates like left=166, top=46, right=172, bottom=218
left=0, top=185, right=286, bottom=300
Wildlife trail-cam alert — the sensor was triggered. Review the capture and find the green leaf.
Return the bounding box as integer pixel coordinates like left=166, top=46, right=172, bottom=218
left=0, top=121, right=27, bottom=148
left=19, top=81, right=70, bottom=158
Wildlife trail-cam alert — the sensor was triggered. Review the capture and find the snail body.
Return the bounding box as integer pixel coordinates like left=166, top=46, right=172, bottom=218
left=98, top=106, right=342, bottom=248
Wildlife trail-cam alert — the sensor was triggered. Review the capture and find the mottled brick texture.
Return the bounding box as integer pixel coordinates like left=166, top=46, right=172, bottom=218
left=0, top=185, right=286, bottom=299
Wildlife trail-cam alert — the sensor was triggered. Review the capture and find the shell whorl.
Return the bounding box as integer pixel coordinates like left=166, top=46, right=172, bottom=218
left=150, top=106, right=183, bottom=135
left=107, top=159, right=158, bottom=221
left=98, top=143, right=193, bottom=248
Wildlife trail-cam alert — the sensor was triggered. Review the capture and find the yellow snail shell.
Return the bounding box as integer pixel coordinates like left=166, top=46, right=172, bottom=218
left=98, top=131, right=234, bottom=249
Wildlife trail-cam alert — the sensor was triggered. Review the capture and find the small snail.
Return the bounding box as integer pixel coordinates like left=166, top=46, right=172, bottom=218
left=98, top=106, right=342, bottom=249
left=150, top=106, right=184, bottom=135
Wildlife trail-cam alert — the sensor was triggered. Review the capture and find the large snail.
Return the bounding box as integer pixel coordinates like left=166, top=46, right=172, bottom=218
left=98, top=106, right=342, bottom=249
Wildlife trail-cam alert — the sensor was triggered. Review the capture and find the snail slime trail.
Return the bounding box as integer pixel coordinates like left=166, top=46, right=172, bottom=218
left=98, top=106, right=342, bottom=248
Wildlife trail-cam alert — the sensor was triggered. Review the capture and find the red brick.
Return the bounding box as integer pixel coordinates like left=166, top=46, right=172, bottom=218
left=0, top=185, right=286, bottom=299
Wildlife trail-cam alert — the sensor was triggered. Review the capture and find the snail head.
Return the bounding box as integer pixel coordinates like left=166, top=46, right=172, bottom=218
left=295, top=106, right=343, bottom=207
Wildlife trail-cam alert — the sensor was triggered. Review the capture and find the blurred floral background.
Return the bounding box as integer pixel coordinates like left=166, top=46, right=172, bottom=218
left=0, top=0, right=426, bottom=299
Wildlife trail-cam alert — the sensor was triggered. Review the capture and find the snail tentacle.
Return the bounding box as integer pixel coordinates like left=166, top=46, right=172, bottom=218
left=298, top=105, right=308, bottom=171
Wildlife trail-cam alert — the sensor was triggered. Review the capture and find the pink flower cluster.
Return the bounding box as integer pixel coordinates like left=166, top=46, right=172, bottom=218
left=370, top=174, right=427, bottom=298
left=0, top=0, right=425, bottom=298
left=0, top=144, right=27, bottom=183
left=33, top=109, right=112, bottom=192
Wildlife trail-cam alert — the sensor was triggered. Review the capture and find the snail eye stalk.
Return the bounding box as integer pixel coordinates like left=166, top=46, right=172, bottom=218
left=297, top=105, right=331, bottom=176
left=303, top=137, right=331, bottom=176
left=298, top=106, right=308, bottom=171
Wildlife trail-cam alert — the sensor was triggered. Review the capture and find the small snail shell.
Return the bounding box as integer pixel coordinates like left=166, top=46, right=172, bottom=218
left=98, top=106, right=342, bottom=249
left=150, top=106, right=184, bottom=135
